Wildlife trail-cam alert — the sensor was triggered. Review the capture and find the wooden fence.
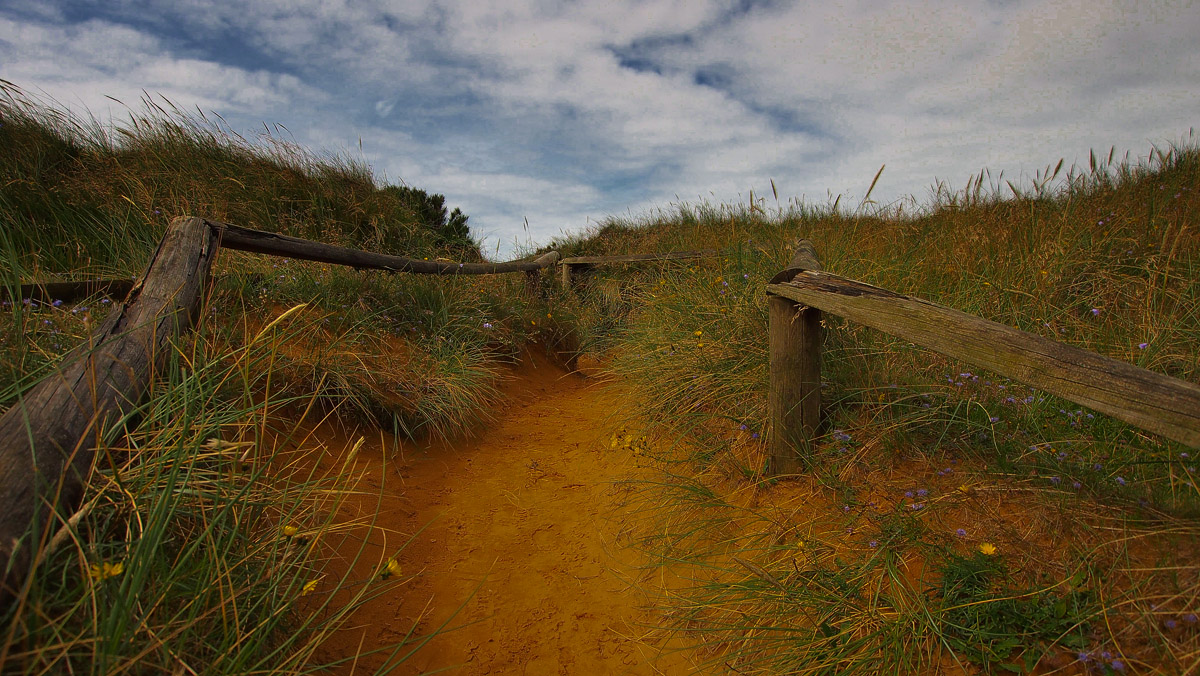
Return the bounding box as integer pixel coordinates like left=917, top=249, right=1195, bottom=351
left=9, top=222, right=1192, bottom=599
left=0, top=216, right=565, bottom=599
left=0, top=214, right=716, bottom=599
left=766, top=239, right=1200, bottom=474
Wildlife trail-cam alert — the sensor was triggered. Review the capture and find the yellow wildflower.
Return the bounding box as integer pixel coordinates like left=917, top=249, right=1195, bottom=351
left=381, top=558, right=403, bottom=579
left=282, top=525, right=299, bottom=537
left=694, top=330, right=703, bottom=337
left=978, top=543, right=997, bottom=556
left=697, top=342, right=705, bottom=348
left=88, top=561, right=124, bottom=582
left=301, top=579, right=319, bottom=596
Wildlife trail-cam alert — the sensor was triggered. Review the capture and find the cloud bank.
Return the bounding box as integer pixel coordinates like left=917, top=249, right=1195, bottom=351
left=2, top=0, right=1197, bottom=257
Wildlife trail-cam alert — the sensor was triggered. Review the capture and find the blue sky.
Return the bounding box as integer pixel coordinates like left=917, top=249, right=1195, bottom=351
left=2, top=0, right=1198, bottom=259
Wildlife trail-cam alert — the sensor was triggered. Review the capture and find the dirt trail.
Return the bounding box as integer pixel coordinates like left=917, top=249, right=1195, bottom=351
left=301, top=350, right=695, bottom=675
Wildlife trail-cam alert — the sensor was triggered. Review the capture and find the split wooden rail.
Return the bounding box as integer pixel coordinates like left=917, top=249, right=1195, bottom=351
left=765, top=240, right=1200, bottom=474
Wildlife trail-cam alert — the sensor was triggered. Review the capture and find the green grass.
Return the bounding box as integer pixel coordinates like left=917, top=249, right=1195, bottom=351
left=0, top=82, right=554, bottom=674
left=558, top=138, right=1200, bottom=673
left=0, top=312, right=414, bottom=673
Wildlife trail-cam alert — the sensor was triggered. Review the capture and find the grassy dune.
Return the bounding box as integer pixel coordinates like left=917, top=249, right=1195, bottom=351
left=549, top=140, right=1199, bottom=673
left=0, top=83, right=557, bottom=673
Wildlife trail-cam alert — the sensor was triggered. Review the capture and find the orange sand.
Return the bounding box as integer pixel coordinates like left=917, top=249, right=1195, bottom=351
left=299, top=350, right=697, bottom=675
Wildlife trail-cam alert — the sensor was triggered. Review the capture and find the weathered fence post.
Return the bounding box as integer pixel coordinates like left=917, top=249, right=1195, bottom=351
left=561, top=263, right=591, bottom=292
left=0, top=216, right=221, bottom=600
left=767, top=240, right=823, bottom=475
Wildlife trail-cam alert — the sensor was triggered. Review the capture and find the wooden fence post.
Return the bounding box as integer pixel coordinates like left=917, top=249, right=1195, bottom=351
left=0, top=217, right=221, bottom=599
left=767, top=240, right=823, bottom=476
left=561, top=263, right=591, bottom=292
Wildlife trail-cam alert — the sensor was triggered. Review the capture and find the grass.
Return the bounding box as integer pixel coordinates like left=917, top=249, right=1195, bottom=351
left=0, top=308, right=408, bottom=673
left=554, top=136, right=1200, bottom=673
left=0, top=83, right=557, bottom=673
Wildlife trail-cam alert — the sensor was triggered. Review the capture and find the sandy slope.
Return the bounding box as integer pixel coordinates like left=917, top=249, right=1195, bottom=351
left=300, top=350, right=695, bottom=675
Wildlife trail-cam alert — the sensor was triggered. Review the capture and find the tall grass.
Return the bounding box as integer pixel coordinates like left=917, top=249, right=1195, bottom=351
left=0, top=82, right=556, bottom=673
left=0, top=305, right=430, bottom=673
left=560, top=138, right=1200, bottom=673
left=0, top=79, right=558, bottom=440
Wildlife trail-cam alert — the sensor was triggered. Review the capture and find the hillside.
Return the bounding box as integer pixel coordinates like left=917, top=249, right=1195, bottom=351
left=544, top=142, right=1200, bottom=673
left=2, top=76, right=1198, bottom=674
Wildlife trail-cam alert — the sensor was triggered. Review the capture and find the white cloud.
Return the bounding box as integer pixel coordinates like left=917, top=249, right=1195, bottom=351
left=0, top=16, right=326, bottom=119
left=2, top=0, right=1198, bottom=258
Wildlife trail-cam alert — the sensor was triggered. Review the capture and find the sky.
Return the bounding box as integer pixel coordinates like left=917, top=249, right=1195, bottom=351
left=1, top=0, right=1197, bottom=259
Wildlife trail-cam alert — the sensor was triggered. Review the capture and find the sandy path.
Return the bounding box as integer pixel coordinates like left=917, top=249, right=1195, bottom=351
left=304, top=351, right=694, bottom=675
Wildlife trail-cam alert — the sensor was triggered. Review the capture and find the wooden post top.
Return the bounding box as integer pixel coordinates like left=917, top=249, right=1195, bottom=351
left=769, top=238, right=823, bottom=285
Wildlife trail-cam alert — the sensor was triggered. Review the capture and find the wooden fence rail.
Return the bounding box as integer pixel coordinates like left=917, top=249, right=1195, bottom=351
left=559, top=249, right=718, bottom=288
left=6, top=279, right=135, bottom=305
left=766, top=240, right=1200, bottom=474
left=215, top=219, right=561, bottom=275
